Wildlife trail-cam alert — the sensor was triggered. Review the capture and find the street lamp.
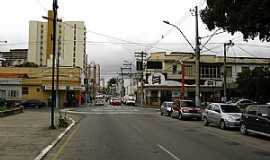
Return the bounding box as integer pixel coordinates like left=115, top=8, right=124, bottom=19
left=163, top=20, right=195, bottom=51
left=163, top=20, right=201, bottom=107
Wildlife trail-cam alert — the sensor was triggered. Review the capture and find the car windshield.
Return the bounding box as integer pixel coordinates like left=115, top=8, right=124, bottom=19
left=180, top=101, right=196, bottom=107
left=166, top=103, right=173, bottom=107
left=259, top=106, right=270, bottom=117
left=227, top=99, right=239, bottom=103
left=221, top=105, right=241, bottom=113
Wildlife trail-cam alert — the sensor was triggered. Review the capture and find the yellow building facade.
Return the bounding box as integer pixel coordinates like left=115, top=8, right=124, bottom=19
left=0, top=67, right=83, bottom=107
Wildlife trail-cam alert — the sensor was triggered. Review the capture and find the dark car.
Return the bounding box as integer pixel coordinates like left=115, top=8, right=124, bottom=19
left=228, top=99, right=256, bottom=110
left=171, top=100, right=202, bottom=120
left=160, top=101, right=173, bottom=116
left=19, top=99, right=46, bottom=109
left=240, top=105, right=270, bottom=137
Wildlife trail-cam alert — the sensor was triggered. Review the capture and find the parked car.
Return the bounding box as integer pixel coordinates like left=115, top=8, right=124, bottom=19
left=240, top=104, right=270, bottom=137
left=203, top=103, right=242, bottom=129
left=160, top=101, right=173, bottom=116
left=171, top=100, right=202, bottom=120
left=227, top=98, right=256, bottom=110
left=111, top=97, right=122, bottom=106
left=125, top=96, right=136, bottom=106
left=19, top=99, right=46, bottom=109
left=95, top=95, right=105, bottom=106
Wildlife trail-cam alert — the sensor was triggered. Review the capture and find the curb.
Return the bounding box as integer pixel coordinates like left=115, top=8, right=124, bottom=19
left=34, top=117, right=76, bottom=160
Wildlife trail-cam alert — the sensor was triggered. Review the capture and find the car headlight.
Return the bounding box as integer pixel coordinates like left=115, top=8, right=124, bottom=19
left=225, top=116, right=235, bottom=122
left=167, top=107, right=172, bottom=111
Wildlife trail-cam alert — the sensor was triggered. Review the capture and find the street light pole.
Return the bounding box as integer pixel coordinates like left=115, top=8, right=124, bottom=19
left=163, top=6, right=200, bottom=106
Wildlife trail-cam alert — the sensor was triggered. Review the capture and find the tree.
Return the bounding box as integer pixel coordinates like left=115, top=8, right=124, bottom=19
left=16, top=62, right=38, bottom=67
left=200, top=0, right=270, bottom=41
left=236, top=68, right=270, bottom=102
left=107, top=78, right=117, bottom=87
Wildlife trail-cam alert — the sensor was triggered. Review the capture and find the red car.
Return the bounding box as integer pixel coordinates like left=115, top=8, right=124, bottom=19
left=110, top=98, right=122, bottom=106
left=171, top=100, right=202, bottom=120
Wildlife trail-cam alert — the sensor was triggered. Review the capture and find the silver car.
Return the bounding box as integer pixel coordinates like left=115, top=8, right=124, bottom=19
left=203, top=103, right=242, bottom=129
left=160, top=101, right=173, bottom=116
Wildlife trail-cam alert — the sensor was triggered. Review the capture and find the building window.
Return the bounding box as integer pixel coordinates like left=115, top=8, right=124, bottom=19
left=146, top=61, right=162, bottom=69
left=185, top=65, right=193, bottom=77
left=172, top=64, right=177, bottom=74
left=8, top=90, right=17, bottom=97
left=201, top=64, right=221, bottom=78
left=226, top=66, right=232, bottom=77
left=22, top=87, right=28, bottom=95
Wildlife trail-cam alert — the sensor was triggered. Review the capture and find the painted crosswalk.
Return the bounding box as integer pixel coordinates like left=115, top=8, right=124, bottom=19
left=69, top=105, right=159, bottom=115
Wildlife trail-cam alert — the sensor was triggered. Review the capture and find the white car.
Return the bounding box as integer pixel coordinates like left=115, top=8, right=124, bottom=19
left=126, top=96, right=136, bottom=106
left=95, top=95, right=105, bottom=106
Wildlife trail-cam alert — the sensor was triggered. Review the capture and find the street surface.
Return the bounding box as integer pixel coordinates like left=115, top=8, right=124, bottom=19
left=45, top=104, right=270, bottom=160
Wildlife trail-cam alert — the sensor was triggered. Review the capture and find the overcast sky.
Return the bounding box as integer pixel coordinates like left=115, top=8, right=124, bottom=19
left=1, top=0, right=270, bottom=79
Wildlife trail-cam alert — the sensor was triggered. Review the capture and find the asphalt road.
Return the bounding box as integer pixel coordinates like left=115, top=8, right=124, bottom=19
left=45, top=104, right=270, bottom=160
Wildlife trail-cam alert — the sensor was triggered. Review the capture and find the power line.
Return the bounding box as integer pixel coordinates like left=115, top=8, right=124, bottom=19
left=35, top=0, right=49, bottom=12
left=236, top=46, right=257, bottom=58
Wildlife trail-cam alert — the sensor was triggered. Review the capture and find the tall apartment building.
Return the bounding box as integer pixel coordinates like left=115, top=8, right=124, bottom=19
left=28, top=11, right=87, bottom=71
left=0, top=49, right=27, bottom=66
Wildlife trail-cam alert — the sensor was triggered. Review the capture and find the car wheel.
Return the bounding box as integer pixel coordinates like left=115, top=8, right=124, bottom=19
left=220, top=120, right=226, bottom=130
left=160, top=111, right=163, bottom=116
left=240, top=123, right=248, bottom=135
left=168, top=111, right=171, bottom=117
left=204, top=117, right=209, bottom=126
left=35, top=105, right=39, bottom=109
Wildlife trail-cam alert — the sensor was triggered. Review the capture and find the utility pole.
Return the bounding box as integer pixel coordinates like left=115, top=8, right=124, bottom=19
left=181, top=63, right=185, bottom=99
left=141, top=52, right=145, bottom=107
left=223, top=40, right=234, bottom=102
left=134, top=52, right=146, bottom=107
left=93, top=64, right=97, bottom=105
left=56, top=40, right=60, bottom=110
left=120, top=67, right=124, bottom=97
left=194, top=6, right=201, bottom=107
left=51, top=0, right=58, bottom=129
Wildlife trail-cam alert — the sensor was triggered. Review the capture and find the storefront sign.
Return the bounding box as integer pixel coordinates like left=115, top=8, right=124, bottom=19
left=148, top=73, right=165, bottom=85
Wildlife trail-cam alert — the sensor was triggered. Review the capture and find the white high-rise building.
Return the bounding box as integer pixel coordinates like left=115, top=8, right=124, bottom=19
left=28, top=11, right=87, bottom=71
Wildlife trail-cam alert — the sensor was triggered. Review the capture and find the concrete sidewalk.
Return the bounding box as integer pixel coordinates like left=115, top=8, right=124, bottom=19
left=0, top=108, right=66, bottom=160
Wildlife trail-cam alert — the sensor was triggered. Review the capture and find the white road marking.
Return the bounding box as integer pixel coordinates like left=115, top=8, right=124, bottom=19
left=157, top=144, right=183, bottom=160
left=67, top=111, right=158, bottom=115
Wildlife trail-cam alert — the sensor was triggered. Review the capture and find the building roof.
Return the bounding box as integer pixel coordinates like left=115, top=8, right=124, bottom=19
left=0, top=73, right=29, bottom=78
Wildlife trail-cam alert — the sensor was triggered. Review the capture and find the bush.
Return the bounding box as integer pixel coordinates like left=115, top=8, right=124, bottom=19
left=0, top=106, right=7, bottom=112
